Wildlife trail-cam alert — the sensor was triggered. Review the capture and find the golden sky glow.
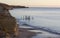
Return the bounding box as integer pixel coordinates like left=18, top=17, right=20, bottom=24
left=0, top=0, right=60, bottom=7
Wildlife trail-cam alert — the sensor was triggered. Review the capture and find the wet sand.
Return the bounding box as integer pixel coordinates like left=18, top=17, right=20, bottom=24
left=16, top=28, right=36, bottom=38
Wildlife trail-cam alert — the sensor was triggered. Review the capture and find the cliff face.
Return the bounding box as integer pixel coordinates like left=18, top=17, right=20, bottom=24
left=0, top=3, right=29, bottom=38
left=0, top=3, right=18, bottom=38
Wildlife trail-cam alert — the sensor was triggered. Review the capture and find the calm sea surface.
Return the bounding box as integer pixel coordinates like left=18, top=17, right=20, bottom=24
left=10, top=7, right=60, bottom=38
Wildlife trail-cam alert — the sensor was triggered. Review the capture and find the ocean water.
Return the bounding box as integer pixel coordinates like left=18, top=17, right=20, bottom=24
left=9, top=7, right=60, bottom=38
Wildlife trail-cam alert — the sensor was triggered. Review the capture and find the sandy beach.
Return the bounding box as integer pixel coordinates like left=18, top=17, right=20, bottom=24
left=15, top=28, right=36, bottom=38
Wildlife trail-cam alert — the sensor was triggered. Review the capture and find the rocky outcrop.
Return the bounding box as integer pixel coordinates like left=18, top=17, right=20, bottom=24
left=0, top=3, right=18, bottom=38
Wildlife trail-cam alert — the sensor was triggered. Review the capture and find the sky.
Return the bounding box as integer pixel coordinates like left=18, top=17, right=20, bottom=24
left=0, top=0, right=60, bottom=7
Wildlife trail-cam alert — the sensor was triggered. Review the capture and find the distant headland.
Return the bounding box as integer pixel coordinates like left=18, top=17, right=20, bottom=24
left=10, top=5, right=28, bottom=9
left=0, top=3, right=29, bottom=10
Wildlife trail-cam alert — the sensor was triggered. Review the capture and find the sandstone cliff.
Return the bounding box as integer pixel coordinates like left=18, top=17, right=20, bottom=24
left=0, top=3, right=18, bottom=38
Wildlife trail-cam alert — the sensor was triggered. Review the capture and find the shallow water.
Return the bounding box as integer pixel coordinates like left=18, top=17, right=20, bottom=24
left=10, top=7, right=60, bottom=38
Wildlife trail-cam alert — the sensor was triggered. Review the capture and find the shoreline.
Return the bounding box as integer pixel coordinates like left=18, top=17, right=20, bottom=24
left=16, top=28, right=36, bottom=38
